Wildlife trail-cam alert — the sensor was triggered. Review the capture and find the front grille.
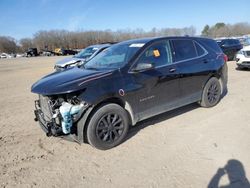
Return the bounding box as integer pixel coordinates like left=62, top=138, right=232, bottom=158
left=242, top=62, right=250, bottom=65
left=39, top=95, right=53, bottom=122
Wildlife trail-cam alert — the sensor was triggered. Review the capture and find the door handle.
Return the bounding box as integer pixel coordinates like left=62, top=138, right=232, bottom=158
left=169, top=68, right=176, bottom=73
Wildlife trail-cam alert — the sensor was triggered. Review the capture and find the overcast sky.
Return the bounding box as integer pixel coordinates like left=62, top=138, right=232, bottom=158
left=0, top=0, right=249, bottom=39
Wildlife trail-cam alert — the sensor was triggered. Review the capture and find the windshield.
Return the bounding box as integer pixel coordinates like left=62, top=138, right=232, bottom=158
left=84, top=43, right=143, bottom=70
left=243, top=38, right=250, bottom=46
left=74, top=47, right=98, bottom=59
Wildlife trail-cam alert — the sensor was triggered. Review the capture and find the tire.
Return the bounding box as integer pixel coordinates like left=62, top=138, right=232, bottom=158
left=86, top=103, right=129, bottom=150
left=200, top=77, right=222, bottom=108
left=236, top=66, right=242, bottom=71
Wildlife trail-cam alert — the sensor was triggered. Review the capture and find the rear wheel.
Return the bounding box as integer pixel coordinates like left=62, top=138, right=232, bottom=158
left=200, top=77, right=222, bottom=108
left=236, top=66, right=242, bottom=70
left=86, top=104, right=129, bottom=150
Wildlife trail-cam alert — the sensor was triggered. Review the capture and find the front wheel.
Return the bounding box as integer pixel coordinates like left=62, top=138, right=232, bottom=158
left=86, top=104, right=129, bottom=150
left=200, top=77, right=222, bottom=108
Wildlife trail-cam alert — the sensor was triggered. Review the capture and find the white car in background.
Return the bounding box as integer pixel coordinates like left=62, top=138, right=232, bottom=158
left=16, top=53, right=25, bottom=58
left=0, top=53, right=12, bottom=58
left=236, top=45, right=250, bottom=69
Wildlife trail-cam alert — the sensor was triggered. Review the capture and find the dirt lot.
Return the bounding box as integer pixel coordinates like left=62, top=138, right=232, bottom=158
left=0, top=56, right=249, bottom=188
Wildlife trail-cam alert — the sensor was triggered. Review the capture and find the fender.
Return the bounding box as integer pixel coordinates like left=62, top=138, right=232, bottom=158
left=76, top=106, right=94, bottom=143
left=76, top=98, right=137, bottom=143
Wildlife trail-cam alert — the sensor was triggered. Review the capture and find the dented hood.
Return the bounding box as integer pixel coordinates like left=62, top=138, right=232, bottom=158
left=55, top=57, right=84, bottom=67
left=31, top=67, right=112, bottom=95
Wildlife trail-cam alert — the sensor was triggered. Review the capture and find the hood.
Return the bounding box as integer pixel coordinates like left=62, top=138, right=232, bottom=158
left=242, top=45, right=250, bottom=51
left=31, top=67, right=113, bottom=95
left=55, top=57, right=85, bottom=67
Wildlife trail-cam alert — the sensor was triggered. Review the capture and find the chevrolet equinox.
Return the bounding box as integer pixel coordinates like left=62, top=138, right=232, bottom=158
left=32, top=37, right=228, bottom=150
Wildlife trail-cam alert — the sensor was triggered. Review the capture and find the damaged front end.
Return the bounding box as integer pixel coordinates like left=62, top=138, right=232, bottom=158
left=34, top=93, right=89, bottom=139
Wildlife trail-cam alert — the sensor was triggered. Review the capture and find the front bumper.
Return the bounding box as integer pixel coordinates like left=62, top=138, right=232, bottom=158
left=236, top=55, right=250, bottom=68
left=237, top=62, right=250, bottom=68
left=34, top=109, right=52, bottom=135
left=34, top=100, right=62, bottom=136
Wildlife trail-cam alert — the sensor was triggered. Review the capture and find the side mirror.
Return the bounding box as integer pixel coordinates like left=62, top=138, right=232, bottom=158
left=132, top=63, right=153, bottom=72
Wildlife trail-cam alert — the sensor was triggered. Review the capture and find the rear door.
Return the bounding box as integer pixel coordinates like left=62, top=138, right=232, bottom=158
left=171, top=39, right=210, bottom=103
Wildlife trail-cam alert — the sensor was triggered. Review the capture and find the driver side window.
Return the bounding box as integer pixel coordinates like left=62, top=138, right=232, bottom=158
left=137, top=40, right=172, bottom=68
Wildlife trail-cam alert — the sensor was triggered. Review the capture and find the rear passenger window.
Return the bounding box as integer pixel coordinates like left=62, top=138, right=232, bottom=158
left=223, top=40, right=230, bottom=46
left=172, top=40, right=197, bottom=62
left=199, top=39, right=222, bottom=53
left=232, top=39, right=240, bottom=45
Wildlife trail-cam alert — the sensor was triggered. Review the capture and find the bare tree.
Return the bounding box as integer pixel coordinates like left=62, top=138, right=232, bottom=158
left=202, top=22, right=250, bottom=38
left=3, top=26, right=198, bottom=53
left=19, top=38, right=33, bottom=52
left=0, top=36, right=17, bottom=53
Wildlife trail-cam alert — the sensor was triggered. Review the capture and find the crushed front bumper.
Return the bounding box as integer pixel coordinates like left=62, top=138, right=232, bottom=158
left=34, top=100, right=82, bottom=144
left=34, top=100, right=62, bottom=136
left=34, top=108, right=50, bottom=134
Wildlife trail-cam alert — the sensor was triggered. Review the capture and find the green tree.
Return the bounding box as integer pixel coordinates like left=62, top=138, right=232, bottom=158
left=214, top=22, right=226, bottom=29
left=202, top=25, right=210, bottom=36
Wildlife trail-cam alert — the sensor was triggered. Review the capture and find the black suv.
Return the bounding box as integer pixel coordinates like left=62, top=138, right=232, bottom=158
left=25, top=48, right=39, bottom=57
left=32, top=37, right=228, bottom=150
left=216, top=39, right=242, bottom=60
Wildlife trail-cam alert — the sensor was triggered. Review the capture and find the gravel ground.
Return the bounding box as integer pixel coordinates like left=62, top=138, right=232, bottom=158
left=0, top=56, right=249, bottom=188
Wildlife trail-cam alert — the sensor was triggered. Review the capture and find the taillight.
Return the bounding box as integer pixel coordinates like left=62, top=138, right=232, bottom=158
left=223, top=54, right=228, bottom=62
left=216, top=53, right=228, bottom=63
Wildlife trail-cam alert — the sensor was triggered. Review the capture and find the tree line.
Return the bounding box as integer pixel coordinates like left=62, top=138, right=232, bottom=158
left=1, top=22, right=250, bottom=54
left=201, top=22, right=250, bottom=38
left=0, top=26, right=196, bottom=54
left=0, top=36, right=18, bottom=54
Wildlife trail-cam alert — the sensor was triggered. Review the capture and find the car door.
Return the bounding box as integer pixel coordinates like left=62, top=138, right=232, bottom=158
left=129, top=40, right=180, bottom=121
left=171, top=39, right=211, bottom=103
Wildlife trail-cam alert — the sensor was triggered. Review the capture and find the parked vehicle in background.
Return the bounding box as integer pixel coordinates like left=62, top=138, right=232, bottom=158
left=16, top=53, right=25, bottom=58
left=54, top=48, right=78, bottom=56
left=239, top=37, right=250, bottom=47
left=10, top=53, right=16, bottom=58
left=54, top=43, right=111, bottom=71
left=0, top=53, right=12, bottom=58
left=39, top=50, right=55, bottom=56
left=32, top=36, right=228, bottom=150
left=54, top=48, right=61, bottom=55
left=235, top=45, right=250, bottom=69
left=25, top=48, right=39, bottom=57
left=216, top=39, right=242, bottom=60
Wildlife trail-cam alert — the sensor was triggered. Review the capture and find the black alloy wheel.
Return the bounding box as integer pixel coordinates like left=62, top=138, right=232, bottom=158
left=207, top=81, right=220, bottom=105
left=86, top=103, right=129, bottom=150
left=200, top=77, right=222, bottom=108
left=96, top=113, right=124, bottom=143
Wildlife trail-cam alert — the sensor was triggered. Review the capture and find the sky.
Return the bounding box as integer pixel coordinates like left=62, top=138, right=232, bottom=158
left=0, top=0, right=249, bottom=40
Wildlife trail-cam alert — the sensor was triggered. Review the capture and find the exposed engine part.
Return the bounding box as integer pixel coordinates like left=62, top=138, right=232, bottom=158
left=59, top=102, right=87, bottom=134
left=68, top=96, right=81, bottom=105
left=36, top=94, right=89, bottom=136
left=52, top=109, right=59, bottom=118
left=47, top=124, right=63, bottom=137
